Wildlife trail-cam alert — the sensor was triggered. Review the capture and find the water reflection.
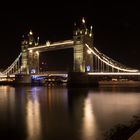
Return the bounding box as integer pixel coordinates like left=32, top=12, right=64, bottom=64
left=0, top=86, right=16, bottom=123
left=67, top=88, right=88, bottom=140
left=0, top=86, right=140, bottom=140
left=26, top=87, right=41, bottom=140
left=82, top=96, right=96, bottom=140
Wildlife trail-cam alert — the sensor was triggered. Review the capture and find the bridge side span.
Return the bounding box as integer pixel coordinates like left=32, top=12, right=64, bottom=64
left=85, top=43, right=138, bottom=73
left=2, top=53, right=22, bottom=75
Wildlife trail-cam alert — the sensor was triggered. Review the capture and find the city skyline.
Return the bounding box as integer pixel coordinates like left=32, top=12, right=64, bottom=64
left=0, top=2, right=140, bottom=70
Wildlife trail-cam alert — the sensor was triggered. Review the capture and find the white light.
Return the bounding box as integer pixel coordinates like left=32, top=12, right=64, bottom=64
left=86, top=66, right=91, bottom=72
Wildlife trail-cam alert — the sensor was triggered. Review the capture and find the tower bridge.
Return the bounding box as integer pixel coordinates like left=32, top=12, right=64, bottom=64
left=0, top=17, right=140, bottom=85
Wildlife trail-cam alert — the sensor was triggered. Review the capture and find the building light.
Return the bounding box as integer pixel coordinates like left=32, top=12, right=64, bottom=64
left=31, top=69, right=36, bottom=74
left=46, top=41, right=50, bottom=47
left=82, top=17, right=85, bottom=24
left=29, top=50, right=33, bottom=53
left=87, top=49, right=91, bottom=54
left=86, top=65, right=91, bottom=72
left=90, top=26, right=93, bottom=30
left=29, top=41, right=32, bottom=45
left=29, top=30, right=33, bottom=35
left=36, top=51, right=39, bottom=55
left=89, top=33, right=92, bottom=37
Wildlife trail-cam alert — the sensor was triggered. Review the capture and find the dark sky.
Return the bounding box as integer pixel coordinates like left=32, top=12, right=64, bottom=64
left=0, top=2, right=140, bottom=70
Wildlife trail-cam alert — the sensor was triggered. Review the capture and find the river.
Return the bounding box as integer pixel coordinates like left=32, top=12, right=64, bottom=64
left=0, top=85, right=140, bottom=140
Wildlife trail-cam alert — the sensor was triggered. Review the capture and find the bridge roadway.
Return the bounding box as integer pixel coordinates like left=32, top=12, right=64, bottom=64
left=1, top=72, right=140, bottom=79
left=1, top=72, right=140, bottom=85
left=88, top=72, right=140, bottom=76
left=31, top=71, right=68, bottom=79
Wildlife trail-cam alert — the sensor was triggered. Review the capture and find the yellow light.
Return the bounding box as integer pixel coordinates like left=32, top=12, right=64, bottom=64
left=29, top=50, right=32, bottom=53
left=82, top=17, right=85, bottom=24
left=29, top=30, right=33, bottom=35
left=90, top=26, right=93, bottom=30
left=87, top=49, right=91, bottom=54
left=36, top=51, right=39, bottom=55
left=29, top=41, right=32, bottom=45
left=89, top=33, right=92, bottom=37
left=46, top=41, right=50, bottom=47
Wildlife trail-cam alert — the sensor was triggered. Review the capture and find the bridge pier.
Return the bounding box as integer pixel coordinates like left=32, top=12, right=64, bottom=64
left=67, top=72, right=98, bottom=87
left=14, top=74, right=32, bottom=85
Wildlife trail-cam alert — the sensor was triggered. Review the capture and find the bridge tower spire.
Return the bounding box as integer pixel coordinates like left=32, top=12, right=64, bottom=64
left=73, top=17, right=94, bottom=72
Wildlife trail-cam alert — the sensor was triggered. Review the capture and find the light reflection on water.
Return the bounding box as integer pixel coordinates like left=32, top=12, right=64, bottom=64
left=26, top=87, right=41, bottom=140
left=82, top=97, right=97, bottom=140
left=0, top=86, right=140, bottom=140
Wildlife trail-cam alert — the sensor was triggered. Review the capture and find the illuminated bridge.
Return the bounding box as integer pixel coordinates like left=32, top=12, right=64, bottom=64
left=0, top=18, right=140, bottom=85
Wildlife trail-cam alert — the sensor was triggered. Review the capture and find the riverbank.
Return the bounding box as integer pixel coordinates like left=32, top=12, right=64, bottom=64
left=104, top=115, right=140, bottom=140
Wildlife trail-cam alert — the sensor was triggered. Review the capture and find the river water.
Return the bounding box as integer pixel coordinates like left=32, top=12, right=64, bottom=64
left=0, top=85, right=140, bottom=140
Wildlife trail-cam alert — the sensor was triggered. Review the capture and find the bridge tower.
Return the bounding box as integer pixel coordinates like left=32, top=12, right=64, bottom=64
left=73, top=17, right=94, bottom=72
left=21, top=30, right=39, bottom=74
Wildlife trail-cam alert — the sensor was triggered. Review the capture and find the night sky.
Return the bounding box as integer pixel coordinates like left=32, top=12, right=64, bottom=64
left=0, top=2, right=140, bottom=70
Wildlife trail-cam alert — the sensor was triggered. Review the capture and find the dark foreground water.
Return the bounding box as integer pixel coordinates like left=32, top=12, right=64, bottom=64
left=0, top=85, right=140, bottom=140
